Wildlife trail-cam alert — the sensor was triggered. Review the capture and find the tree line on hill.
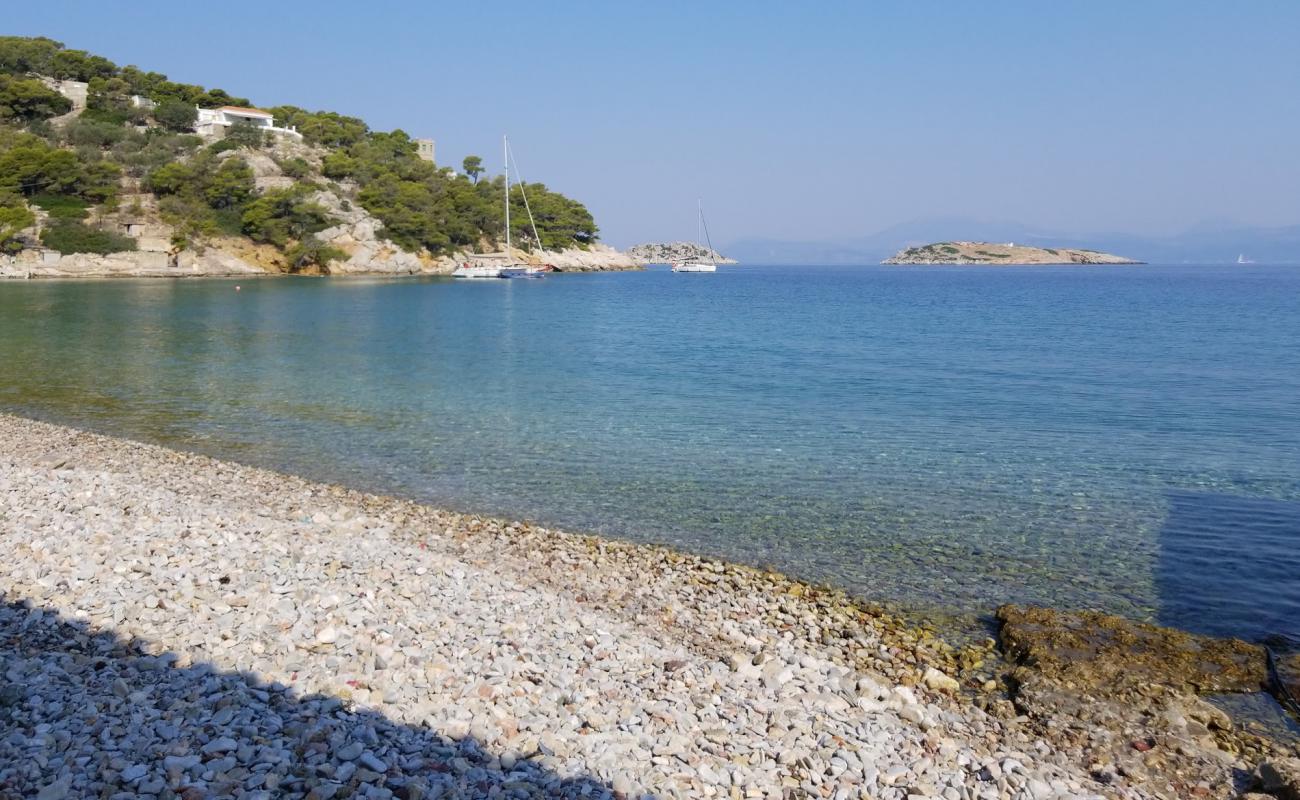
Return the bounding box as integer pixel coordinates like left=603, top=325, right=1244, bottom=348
left=0, top=36, right=598, bottom=268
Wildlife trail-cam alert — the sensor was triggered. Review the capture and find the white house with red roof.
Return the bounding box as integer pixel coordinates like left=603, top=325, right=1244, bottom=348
left=194, top=105, right=303, bottom=141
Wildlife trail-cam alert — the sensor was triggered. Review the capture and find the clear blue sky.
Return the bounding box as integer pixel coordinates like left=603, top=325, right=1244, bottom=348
left=8, top=1, right=1300, bottom=247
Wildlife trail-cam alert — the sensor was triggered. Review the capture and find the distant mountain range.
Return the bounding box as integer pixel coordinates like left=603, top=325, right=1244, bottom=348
left=725, top=218, right=1300, bottom=265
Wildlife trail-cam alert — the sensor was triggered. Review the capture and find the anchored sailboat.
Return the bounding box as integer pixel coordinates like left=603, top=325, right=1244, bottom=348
left=453, top=135, right=543, bottom=279
left=672, top=200, right=719, bottom=273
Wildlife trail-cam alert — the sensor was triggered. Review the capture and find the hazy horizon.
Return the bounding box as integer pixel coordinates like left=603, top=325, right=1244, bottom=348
left=8, top=1, right=1300, bottom=248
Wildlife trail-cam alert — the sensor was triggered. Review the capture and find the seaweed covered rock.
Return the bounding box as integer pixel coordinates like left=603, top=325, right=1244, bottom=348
left=998, top=604, right=1267, bottom=697
left=994, top=605, right=1283, bottom=794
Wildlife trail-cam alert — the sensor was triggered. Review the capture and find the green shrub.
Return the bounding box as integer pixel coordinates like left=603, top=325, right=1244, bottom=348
left=0, top=75, right=72, bottom=122
left=266, top=106, right=367, bottom=148
left=0, top=138, right=81, bottom=195
left=221, top=120, right=266, bottom=150
left=241, top=186, right=334, bottom=247
left=157, top=194, right=217, bottom=248
left=211, top=207, right=244, bottom=236
left=203, top=157, right=254, bottom=209
left=63, top=117, right=131, bottom=149
left=0, top=197, right=34, bottom=253
left=111, top=130, right=200, bottom=178
left=144, top=160, right=194, bottom=195
left=207, top=138, right=239, bottom=155
left=285, top=235, right=346, bottom=273
left=321, top=151, right=356, bottom=179
left=23, top=118, right=53, bottom=139
left=278, top=156, right=311, bottom=179
left=40, top=220, right=137, bottom=254
left=152, top=98, right=196, bottom=133
left=30, top=193, right=88, bottom=220
left=79, top=106, right=136, bottom=126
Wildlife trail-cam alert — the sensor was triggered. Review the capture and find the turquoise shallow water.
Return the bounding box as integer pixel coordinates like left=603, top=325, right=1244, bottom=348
left=2, top=264, right=1298, bottom=643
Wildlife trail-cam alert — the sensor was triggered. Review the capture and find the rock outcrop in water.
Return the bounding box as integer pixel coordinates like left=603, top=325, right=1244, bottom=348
left=883, top=241, right=1143, bottom=265
left=998, top=604, right=1268, bottom=696
left=993, top=605, right=1300, bottom=793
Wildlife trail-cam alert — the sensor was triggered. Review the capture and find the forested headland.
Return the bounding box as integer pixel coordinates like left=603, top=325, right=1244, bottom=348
left=0, top=36, right=599, bottom=273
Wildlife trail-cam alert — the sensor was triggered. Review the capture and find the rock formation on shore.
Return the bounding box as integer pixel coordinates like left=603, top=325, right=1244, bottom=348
left=883, top=241, right=1143, bottom=265
left=626, top=241, right=737, bottom=265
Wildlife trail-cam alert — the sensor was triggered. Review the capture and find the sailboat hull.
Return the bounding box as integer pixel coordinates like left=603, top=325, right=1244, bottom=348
left=672, top=262, right=717, bottom=273
left=453, top=265, right=545, bottom=279
left=453, top=266, right=505, bottom=279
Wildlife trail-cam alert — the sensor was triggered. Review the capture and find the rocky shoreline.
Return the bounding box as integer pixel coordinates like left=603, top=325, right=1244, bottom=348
left=2, top=413, right=1297, bottom=799
left=2, top=138, right=640, bottom=280
left=0, top=242, right=640, bottom=280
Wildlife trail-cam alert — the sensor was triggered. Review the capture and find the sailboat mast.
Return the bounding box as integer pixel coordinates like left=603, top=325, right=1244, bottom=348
left=697, top=198, right=702, bottom=254
left=504, top=134, right=510, bottom=256
left=699, top=201, right=717, bottom=267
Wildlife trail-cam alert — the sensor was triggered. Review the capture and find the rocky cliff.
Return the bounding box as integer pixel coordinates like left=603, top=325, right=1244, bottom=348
left=883, top=241, right=1142, bottom=265
left=4, top=137, right=641, bottom=279
left=626, top=242, right=737, bottom=265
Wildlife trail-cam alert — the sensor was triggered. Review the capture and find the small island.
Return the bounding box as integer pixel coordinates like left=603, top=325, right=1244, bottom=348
left=626, top=241, right=737, bottom=265
left=883, top=241, right=1142, bottom=265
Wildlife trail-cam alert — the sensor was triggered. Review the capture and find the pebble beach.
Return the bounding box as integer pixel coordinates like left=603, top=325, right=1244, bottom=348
left=2, top=413, right=1296, bottom=800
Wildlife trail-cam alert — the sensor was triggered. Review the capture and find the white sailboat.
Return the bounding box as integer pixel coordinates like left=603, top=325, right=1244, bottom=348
left=453, top=135, right=539, bottom=279
left=672, top=200, right=719, bottom=273
left=1237, top=254, right=1254, bottom=265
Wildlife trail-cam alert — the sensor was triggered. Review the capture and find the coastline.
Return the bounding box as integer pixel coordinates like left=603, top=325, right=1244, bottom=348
left=0, top=243, right=642, bottom=280
left=1, top=412, right=1296, bottom=798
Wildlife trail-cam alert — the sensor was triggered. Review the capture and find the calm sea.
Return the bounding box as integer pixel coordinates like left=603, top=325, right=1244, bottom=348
left=2, top=264, right=1298, bottom=644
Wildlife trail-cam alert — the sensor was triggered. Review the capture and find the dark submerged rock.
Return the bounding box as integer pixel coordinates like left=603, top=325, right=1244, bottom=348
left=997, top=604, right=1268, bottom=696
left=994, top=605, right=1293, bottom=795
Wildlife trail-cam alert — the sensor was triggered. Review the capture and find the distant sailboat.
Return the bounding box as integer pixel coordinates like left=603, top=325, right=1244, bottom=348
left=453, top=135, right=542, bottom=279
left=1237, top=254, right=1254, bottom=265
left=672, top=200, right=719, bottom=273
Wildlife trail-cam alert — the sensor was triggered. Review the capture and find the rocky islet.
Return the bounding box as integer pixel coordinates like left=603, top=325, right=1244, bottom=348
left=882, top=242, right=1142, bottom=265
